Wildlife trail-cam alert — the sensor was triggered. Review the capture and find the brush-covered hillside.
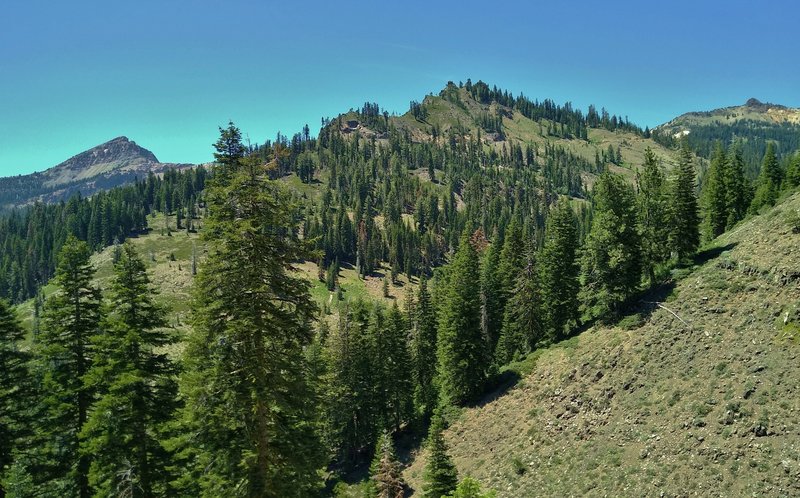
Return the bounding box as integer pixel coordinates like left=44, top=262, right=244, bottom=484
left=404, top=191, right=800, bottom=497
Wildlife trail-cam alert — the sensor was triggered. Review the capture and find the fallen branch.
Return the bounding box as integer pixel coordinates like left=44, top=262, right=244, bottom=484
left=641, top=300, right=691, bottom=329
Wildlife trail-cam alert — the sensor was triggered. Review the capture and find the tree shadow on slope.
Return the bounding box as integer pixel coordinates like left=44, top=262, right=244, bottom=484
left=473, top=243, right=739, bottom=409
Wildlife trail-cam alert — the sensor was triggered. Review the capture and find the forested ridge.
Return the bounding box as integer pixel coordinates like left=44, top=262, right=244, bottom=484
left=1, top=80, right=800, bottom=497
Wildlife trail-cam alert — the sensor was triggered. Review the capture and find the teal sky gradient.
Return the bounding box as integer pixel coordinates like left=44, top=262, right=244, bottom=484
left=1, top=0, right=798, bottom=175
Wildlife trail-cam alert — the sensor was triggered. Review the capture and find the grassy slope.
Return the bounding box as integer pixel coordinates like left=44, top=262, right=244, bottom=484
left=17, top=210, right=409, bottom=336
left=404, top=192, right=800, bottom=497
left=386, top=86, right=684, bottom=180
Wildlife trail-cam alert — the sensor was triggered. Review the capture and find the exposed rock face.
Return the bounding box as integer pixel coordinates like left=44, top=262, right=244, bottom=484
left=0, top=137, right=196, bottom=210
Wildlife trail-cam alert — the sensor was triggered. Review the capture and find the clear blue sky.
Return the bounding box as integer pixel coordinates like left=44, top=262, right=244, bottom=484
left=1, top=0, right=798, bottom=175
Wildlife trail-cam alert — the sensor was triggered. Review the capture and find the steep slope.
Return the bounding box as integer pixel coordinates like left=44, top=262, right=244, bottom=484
left=404, top=192, right=800, bottom=497
left=0, top=137, right=195, bottom=210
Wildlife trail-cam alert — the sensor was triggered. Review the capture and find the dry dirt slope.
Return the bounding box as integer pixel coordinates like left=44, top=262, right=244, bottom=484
left=405, top=192, right=800, bottom=497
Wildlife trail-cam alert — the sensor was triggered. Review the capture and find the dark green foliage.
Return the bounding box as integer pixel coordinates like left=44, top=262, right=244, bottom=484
left=436, top=233, right=488, bottom=405
left=375, top=304, right=413, bottom=431
left=581, top=173, right=642, bottom=319
left=724, top=144, right=750, bottom=230
left=701, top=143, right=729, bottom=240
left=636, top=148, right=670, bottom=285
left=0, top=299, right=30, bottom=497
left=81, top=243, right=177, bottom=498
left=668, top=143, right=700, bottom=260
left=497, top=243, right=539, bottom=364
left=175, top=127, right=322, bottom=497
left=751, top=142, right=783, bottom=212
left=422, top=412, right=458, bottom=498
left=538, top=198, right=580, bottom=341
left=786, top=153, right=800, bottom=189
left=480, top=242, right=503, bottom=358
left=0, top=167, right=205, bottom=303
left=31, top=235, right=102, bottom=498
left=323, top=300, right=376, bottom=462
left=411, top=277, right=438, bottom=419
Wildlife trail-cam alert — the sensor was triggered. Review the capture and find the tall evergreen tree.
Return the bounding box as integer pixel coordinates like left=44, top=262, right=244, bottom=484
left=636, top=147, right=670, bottom=286
left=497, top=242, right=539, bottom=364
left=668, top=143, right=700, bottom=260
left=751, top=142, right=783, bottom=212
left=421, top=412, right=458, bottom=498
left=32, top=235, right=102, bottom=498
left=0, top=299, right=30, bottom=498
left=538, top=198, right=580, bottom=340
left=80, top=243, right=177, bottom=498
left=175, top=128, right=322, bottom=497
left=701, top=143, right=729, bottom=240
left=724, top=143, right=750, bottom=229
left=370, top=432, right=405, bottom=498
left=580, top=173, right=642, bottom=319
left=411, top=277, right=438, bottom=419
left=436, top=233, right=487, bottom=405
left=479, top=242, right=503, bottom=358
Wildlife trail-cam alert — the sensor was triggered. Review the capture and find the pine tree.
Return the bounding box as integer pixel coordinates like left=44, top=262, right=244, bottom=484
left=436, top=233, right=487, bottom=405
left=370, top=432, right=405, bottom=498
left=323, top=300, right=376, bottom=462
left=384, top=304, right=413, bottom=430
left=636, top=147, right=670, bottom=285
left=421, top=412, right=458, bottom=498
left=581, top=173, right=642, bottom=319
left=32, top=235, right=102, bottom=498
left=668, top=143, right=700, bottom=260
left=0, top=299, right=31, bottom=498
left=479, top=241, right=503, bottom=357
left=174, top=128, right=322, bottom=496
left=786, top=153, right=800, bottom=190
left=497, top=242, right=539, bottom=364
left=411, top=277, right=438, bottom=419
left=80, top=243, right=177, bottom=498
left=751, top=142, right=783, bottom=212
left=724, top=143, right=750, bottom=229
left=701, top=143, right=729, bottom=240
left=538, top=198, right=579, bottom=340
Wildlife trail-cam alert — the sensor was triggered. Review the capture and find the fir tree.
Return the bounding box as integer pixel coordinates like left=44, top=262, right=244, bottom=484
left=370, top=432, right=405, bottom=498
left=751, top=142, right=783, bottom=212
left=497, top=242, right=539, bottom=364
left=32, top=235, right=102, bottom=498
left=636, top=147, right=670, bottom=285
left=538, top=198, right=579, bottom=340
left=701, top=143, right=729, bottom=240
left=436, top=233, right=487, bottom=405
left=384, top=304, right=413, bottom=430
left=0, top=299, right=31, bottom=498
left=479, top=241, right=503, bottom=358
left=668, top=143, right=700, bottom=260
left=724, top=143, right=750, bottom=229
left=174, top=130, right=322, bottom=496
left=80, top=243, right=177, bottom=498
left=411, top=277, right=438, bottom=419
left=421, top=412, right=458, bottom=498
left=581, top=173, right=642, bottom=319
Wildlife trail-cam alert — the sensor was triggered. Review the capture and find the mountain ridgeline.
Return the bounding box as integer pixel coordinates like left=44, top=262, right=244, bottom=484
left=0, top=136, right=196, bottom=211
left=1, top=80, right=800, bottom=497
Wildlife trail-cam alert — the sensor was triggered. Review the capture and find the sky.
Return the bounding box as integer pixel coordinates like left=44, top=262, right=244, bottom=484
left=1, top=0, right=798, bottom=176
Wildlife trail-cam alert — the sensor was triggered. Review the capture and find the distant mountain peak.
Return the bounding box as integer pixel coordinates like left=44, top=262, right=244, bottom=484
left=58, top=136, right=159, bottom=171
left=745, top=97, right=764, bottom=107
